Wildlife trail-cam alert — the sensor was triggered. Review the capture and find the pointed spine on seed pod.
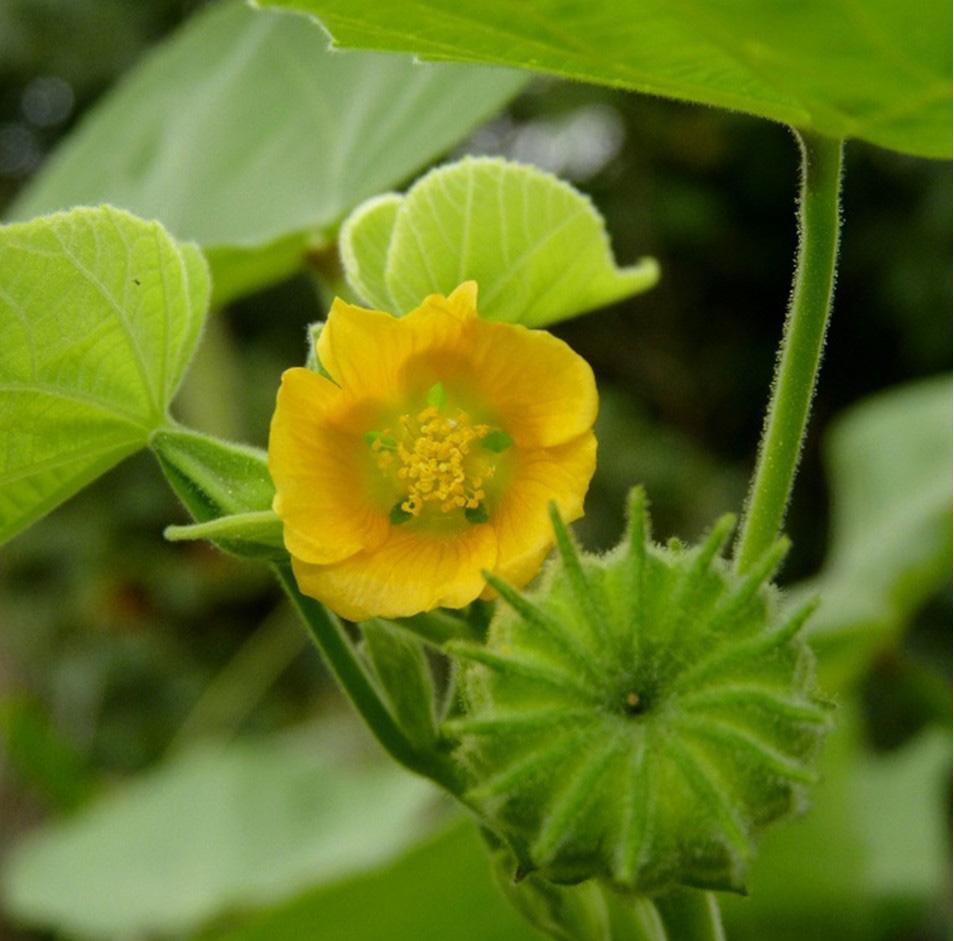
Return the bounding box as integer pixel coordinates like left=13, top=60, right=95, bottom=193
left=444, top=488, right=832, bottom=895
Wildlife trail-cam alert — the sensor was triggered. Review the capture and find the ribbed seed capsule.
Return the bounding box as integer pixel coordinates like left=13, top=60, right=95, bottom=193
left=445, top=488, right=831, bottom=895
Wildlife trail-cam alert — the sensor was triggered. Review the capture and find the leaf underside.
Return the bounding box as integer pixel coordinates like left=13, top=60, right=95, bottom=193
left=263, top=0, right=953, bottom=158
left=8, top=1, right=527, bottom=304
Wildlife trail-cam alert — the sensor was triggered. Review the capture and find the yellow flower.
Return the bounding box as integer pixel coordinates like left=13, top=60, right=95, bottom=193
left=267, top=282, right=597, bottom=621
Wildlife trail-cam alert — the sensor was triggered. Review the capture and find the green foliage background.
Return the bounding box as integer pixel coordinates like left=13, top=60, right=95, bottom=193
left=0, top=1, right=950, bottom=940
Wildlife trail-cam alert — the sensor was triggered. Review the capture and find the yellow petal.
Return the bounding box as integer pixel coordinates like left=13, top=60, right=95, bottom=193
left=317, top=285, right=476, bottom=397
left=268, top=367, right=388, bottom=565
left=273, top=282, right=599, bottom=620
left=468, top=320, right=597, bottom=448
left=444, top=279, right=479, bottom=315
left=292, top=522, right=497, bottom=621
left=489, top=432, right=597, bottom=588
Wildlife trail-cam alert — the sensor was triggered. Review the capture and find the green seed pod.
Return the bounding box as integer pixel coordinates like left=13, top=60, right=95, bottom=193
left=445, top=488, right=831, bottom=895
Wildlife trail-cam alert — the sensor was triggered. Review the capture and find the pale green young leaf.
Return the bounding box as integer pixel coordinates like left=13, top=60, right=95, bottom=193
left=8, top=1, right=527, bottom=305
left=261, top=0, right=952, bottom=159
left=339, top=194, right=402, bottom=311
left=342, top=157, right=659, bottom=326
left=0, top=206, right=208, bottom=546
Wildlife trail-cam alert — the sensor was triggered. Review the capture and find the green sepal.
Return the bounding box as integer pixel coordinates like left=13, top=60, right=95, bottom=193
left=163, top=510, right=286, bottom=561
left=485, top=829, right=611, bottom=941
left=151, top=427, right=282, bottom=559
left=360, top=619, right=440, bottom=756
left=447, top=487, right=831, bottom=895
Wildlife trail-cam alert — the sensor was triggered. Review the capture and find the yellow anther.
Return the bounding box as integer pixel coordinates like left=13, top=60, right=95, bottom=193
left=371, top=405, right=494, bottom=519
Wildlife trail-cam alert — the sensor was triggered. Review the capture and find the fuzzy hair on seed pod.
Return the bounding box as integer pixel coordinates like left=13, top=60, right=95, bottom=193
left=445, top=488, right=832, bottom=895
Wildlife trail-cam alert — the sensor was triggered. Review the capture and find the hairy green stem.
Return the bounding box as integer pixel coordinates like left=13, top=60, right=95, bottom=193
left=274, top=564, right=461, bottom=791
left=735, top=130, right=843, bottom=574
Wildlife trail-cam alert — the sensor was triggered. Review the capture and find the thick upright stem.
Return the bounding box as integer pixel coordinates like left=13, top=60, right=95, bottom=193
left=735, top=130, right=843, bottom=574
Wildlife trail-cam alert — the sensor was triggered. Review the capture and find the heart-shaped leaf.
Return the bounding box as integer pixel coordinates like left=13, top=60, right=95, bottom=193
left=0, top=206, right=208, bottom=546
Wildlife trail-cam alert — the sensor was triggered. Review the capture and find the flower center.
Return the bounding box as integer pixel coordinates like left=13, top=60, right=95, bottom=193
left=367, top=382, right=513, bottom=524
left=397, top=405, right=491, bottom=516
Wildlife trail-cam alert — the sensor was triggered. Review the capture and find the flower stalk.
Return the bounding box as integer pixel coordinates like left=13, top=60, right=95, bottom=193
left=274, top=563, right=463, bottom=792
left=735, top=130, right=843, bottom=574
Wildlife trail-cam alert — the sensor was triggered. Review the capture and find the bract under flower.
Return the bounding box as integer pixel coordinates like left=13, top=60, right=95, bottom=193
left=268, top=282, right=597, bottom=620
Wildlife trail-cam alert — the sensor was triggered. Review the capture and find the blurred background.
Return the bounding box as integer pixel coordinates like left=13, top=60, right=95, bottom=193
left=0, top=1, right=950, bottom=940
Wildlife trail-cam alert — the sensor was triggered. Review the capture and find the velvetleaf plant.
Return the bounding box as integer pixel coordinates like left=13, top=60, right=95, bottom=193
left=0, top=154, right=827, bottom=938
left=2, top=1, right=948, bottom=938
